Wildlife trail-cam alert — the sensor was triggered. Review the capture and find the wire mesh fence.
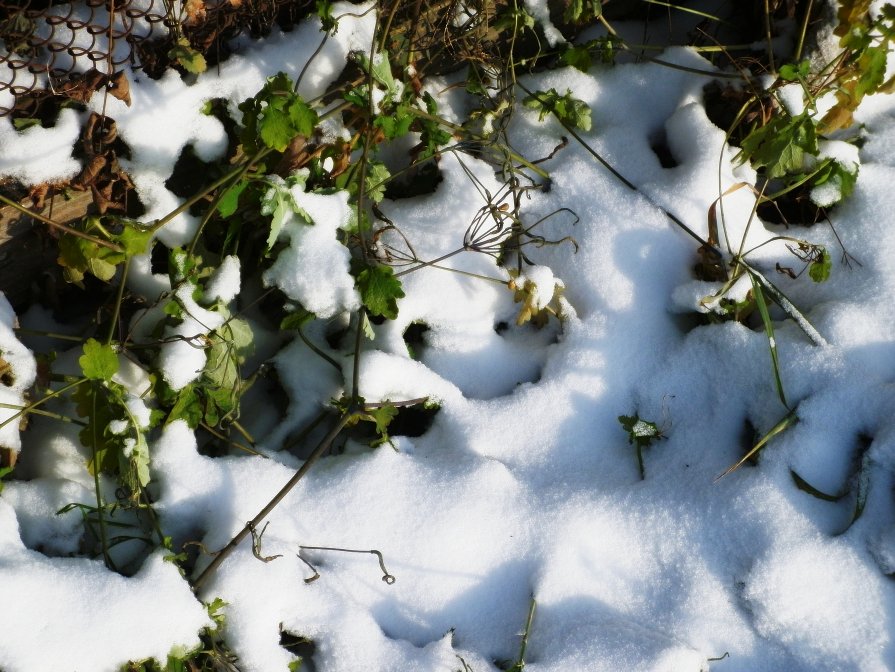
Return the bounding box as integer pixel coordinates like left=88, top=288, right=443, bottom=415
left=0, top=0, right=312, bottom=117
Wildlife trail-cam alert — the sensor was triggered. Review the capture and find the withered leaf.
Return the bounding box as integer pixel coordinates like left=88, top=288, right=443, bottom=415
left=108, top=71, right=131, bottom=106
left=73, top=155, right=108, bottom=190
left=185, top=0, right=207, bottom=24
left=28, top=183, right=49, bottom=211
left=61, top=69, right=107, bottom=104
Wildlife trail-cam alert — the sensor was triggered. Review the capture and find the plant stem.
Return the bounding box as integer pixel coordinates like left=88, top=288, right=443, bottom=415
left=106, top=256, right=130, bottom=345
left=0, top=378, right=87, bottom=433
left=0, top=193, right=123, bottom=252
left=150, top=148, right=273, bottom=235
left=192, top=411, right=353, bottom=592
left=90, top=388, right=113, bottom=569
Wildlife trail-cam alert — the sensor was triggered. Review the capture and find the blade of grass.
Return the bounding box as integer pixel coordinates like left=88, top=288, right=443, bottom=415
left=745, top=264, right=828, bottom=347
left=748, top=270, right=788, bottom=409
left=716, top=409, right=798, bottom=480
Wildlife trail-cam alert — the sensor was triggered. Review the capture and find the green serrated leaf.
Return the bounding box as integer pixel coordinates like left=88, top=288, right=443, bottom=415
left=117, top=221, right=153, bottom=256
left=561, top=45, right=592, bottom=72
left=280, top=308, right=316, bottom=331
left=778, top=60, right=810, bottom=81
left=564, top=0, right=601, bottom=23
left=365, top=161, right=391, bottom=203
left=523, top=88, right=592, bottom=131
left=259, top=106, right=296, bottom=152
left=360, top=311, right=376, bottom=340
left=367, top=404, right=397, bottom=435
left=808, top=248, right=831, bottom=283
left=287, top=97, right=318, bottom=137
left=857, top=45, right=888, bottom=97
left=260, top=181, right=306, bottom=251
left=168, top=38, right=207, bottom=74
left=356, top=265, right=405, bottom=320
left=374, top=110, right=413, bottom=140
left=739, top=113, right=817, bottom=178
left=80, top=338, right=119, bottom=382
left=167, top=385, right=203, bottom=428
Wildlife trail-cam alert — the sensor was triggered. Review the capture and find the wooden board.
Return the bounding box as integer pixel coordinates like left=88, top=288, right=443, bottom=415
left=0, top=190, right=93, bottom=310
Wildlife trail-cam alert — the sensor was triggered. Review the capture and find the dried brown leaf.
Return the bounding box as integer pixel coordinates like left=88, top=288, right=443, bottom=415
left=185, top=0, right=207, bottom=24
left=108, top=71, right=131, bottom=106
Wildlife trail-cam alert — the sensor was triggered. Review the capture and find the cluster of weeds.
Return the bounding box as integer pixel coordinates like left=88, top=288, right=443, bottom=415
left=0, top=0, right=891, bottom=666
left=0, top=0, right=592, bottom=665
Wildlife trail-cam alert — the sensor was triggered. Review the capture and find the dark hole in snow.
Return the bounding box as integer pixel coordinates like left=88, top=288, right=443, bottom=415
left=384, top=160, right=443, bottom=199
left=739, top=417, right=760, bottom=467
left=402, top=321, right=430, bottom=360
left=165, top=144, right=216, bottom=201
left=279, top=629, right=317, bottom=671
left=325, top=323, right=350, bottom=351
left=390, top=403, right=440, bottom=438
left=757, top=183, right=828, bottom=227
left=149, top=241, right=169, bottom=276
left=649, top=129, right=678, bottom=169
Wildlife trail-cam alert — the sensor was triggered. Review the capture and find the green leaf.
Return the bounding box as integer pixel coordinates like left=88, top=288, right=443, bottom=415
left=778, top=60, right=810, bottom=81
left=367, top=404, right=397, bottom=436
left=167, top=385, right=203, bottom=428
left=365, top=162, right=391, bottom=203
left=238, top=73, right=318, bottom=153
left=280, top=308, right=315, bottom=331
left=287, top=97, right=319, bottom=137
left=86, top=256, right=117, bottom=282
left=374, top=108, right=413, bottom=139
left=356, top=265, right=405, bottom=320
left=857, top=45, right=888, bottom=97
left=739, top=113, right=817, bottom=178
left=259, top=106, right=296, bottom=152
left=808, top=247, right=832, bottom=283
left=261, top=180, right=311, bottom=251
left=79, top=338, right=119, bottom=382
left=360, top=311, right=376, bottom=340
left=168, top=38, right=207, bottom=74
left=522, top=88, right=592, bottom=131
left=564, top=0, right=601, bottom=23
left=561, top=45, right=592, bottom=72
left=117, top=221, right=153, bottom=256
left=618, top=414, right=662, bottom=449
left=128, top=433, right=151, bottom=488
left=217, top=180, right=250, bottom=218
left=618, top=413, right=662, bottom=480
left=811, top=158, right=858, bottom=205
left=316, top=0, right=337, bottom=32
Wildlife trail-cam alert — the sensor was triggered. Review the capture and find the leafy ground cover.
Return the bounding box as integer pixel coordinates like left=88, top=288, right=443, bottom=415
left=1, top=0, right=895, bottom=670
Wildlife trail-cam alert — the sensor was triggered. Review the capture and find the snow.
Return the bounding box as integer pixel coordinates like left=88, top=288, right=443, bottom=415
left=262, top=184, right=360, bottom=319
left=0, top=293, right=36, bottom=452
left=2, top=4, right=895, bottom=672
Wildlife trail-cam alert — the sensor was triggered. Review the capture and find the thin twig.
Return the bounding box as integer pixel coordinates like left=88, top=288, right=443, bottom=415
left=192, top=412, right=353, bottom=591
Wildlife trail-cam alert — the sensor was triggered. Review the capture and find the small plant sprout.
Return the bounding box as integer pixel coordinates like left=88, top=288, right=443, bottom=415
left=618, top=414, right=665, bottom=479
left=508, top=266, right=571, bottom=327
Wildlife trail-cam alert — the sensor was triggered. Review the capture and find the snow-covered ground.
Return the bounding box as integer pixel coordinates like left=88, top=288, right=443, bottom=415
left=2, top=2, right=895, bottom=671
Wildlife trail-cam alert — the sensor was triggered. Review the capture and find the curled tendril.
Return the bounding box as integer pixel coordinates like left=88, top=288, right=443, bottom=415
left=297, top=545, right=396, bottom=585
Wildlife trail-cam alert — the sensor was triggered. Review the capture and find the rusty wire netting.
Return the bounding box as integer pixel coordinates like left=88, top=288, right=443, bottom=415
left=0, top=0, right=314, bottom=118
